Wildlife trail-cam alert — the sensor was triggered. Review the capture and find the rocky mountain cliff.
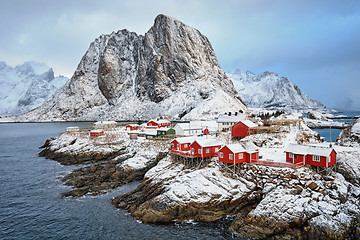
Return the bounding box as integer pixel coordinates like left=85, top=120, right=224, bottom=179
left=227, top=70, right=326, bottom=112
left=0, top=61, right=68, bottom=117
left=11, top=14, right=246, bottom=122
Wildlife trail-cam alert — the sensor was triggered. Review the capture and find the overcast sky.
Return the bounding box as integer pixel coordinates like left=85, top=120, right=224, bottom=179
left=1, top=0, right=359, bottom=110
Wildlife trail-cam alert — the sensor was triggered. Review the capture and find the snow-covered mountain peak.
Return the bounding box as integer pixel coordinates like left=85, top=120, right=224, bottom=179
left=228, top=70, right=326, bottom=112
left=14, top=61, right=52, bottom=76
left=0, top=61, right=68, bottom=117
left=10, top=14, right=245, bottom=122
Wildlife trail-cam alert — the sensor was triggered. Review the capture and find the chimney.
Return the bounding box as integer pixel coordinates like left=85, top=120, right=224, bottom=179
left=229, top=112, right=231, bottom=116
left=235, top=112, right=238, bottom=116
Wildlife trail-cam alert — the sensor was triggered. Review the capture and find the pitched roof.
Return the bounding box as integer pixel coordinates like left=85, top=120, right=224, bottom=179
left=285, top=144, right=335, bottom=157
left=221, top=141, right=258, bottom=154
left=149, top=119, right=170, bottom=124
left=193, top=138, right=221, bottom=147
left=240, top=120, right=257, bottom=128
left=216, top=114, right=246, bottom=123
left=175, top=121, right=218, bottom=131
left=172, top=136, right=197, bottom=144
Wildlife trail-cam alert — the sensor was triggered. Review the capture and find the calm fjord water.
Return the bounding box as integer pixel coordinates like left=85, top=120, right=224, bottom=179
left=0, top=123, right=241, bottom=240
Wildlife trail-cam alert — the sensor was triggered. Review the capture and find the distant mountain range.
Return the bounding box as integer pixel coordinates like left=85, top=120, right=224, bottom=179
left=227, top=70, right=327, bottom=112
left=0, top=61, right=68, bottom=117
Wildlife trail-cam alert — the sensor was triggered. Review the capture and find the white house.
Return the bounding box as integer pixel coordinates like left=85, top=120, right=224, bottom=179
left=174, top=121, right=218, bottom=136
left=216, top=113, right=247, bottom=132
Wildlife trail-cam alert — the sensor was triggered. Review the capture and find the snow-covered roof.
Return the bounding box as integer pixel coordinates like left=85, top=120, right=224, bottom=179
left=172, top=136, right=197, bottom=144
left=216, top=114, right=246, bottom=123
left=221, top=141, right=258, bottom=154
left=285, top=144, right=335, bottom=157
left=224, top=144, right=247, bottom=153
left=239, top=140, right=258, bottom=151
left=193, top=138, right=221, bottom=147
left=149, top=119, right=170, bottom=124
left=175, top=121, right=218, bottom=131
left=157, top=127, right=169, bottom=132
left=240, top=120, right=257, bottom=128
left=90, top=129, right=104, bottom=133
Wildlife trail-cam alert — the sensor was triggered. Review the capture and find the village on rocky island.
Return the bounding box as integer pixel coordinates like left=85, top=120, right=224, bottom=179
left=39, top=110, right=360, bottom=240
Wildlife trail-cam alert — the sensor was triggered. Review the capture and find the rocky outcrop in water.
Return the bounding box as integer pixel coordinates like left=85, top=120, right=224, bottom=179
left=12, top=14, right=245, bottom=122
left=38, top=128, right=169, bottom=197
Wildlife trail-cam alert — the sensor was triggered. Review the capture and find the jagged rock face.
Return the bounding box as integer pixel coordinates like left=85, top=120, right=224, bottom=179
left=228, top=70, right=326, bottom=112
left=12, top=14, right=245, bottom=122
left=0, top=61, right=68, bottom=117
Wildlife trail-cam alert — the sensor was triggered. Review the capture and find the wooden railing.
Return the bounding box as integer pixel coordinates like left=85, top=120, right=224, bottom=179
left=249, top=159, right=304, bottom=168
left=170, top=149, right=196, bottom=158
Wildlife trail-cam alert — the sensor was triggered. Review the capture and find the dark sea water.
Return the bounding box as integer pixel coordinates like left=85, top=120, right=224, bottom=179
left=0, top=123, right=243, bottom=240
left=313, top=111, right=360, bottom=142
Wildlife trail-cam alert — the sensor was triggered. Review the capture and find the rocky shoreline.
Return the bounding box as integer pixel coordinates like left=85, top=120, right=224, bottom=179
left=38, top=130, right=169, bottom=197
left=39, top=128, right=360, bottom=239
left=112, top=155, right=360, bottom=240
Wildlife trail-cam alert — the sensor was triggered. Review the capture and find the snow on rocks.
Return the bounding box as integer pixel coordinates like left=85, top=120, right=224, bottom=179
left=337, top=118, right=360, bottom=147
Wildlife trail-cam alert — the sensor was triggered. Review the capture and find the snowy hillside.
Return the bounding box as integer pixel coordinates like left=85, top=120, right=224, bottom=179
left=0, top=61, right=68, bottom=117
left=227, top=70, right=326, bottom=112
left=9, top=14, right=246, bottom=122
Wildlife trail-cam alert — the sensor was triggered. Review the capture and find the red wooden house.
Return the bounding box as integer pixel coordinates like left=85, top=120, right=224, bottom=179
left=190, top=138, right=222, bottom=158
left=218, top=142, right=259, bottom=164
left=90, top=129, right=104, bottom=137
left=284, top=144, right=337, bottom=167
left=126, top=124, right=140, bottom=131
left=231, top=120, right=257, bottom=138
left=146, top=119, right=171, bottom=129
left=170, top=137, right=196, bottom=151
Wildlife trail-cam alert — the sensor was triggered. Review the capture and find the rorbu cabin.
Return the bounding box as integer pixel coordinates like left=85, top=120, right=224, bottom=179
left=218, top=141, right=259, bottom=164
left=190, top=138, right=222, bottom=158
left=231, top=120, right=257, bottom=138
left=146, top=119, right=171, bottom=129
left=90, top=129, right=104, bottom=138
left=126, top=124, right=140, bottom=131
left=170, top=137, right=196, bottom=151
left=284, top=144, right=337, bottom=167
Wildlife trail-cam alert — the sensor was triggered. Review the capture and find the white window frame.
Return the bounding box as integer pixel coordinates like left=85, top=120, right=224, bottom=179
left=177, top=144, right=179, bottom=149
left=171, top=143, right=174, bottom=148
left=220, top=152, right=223, bottom=158
left=328, top=156, right=331, bottom=163
left=239, top=153, right=243, bottom=159
left=289, top=153, right=293, bottom=158
left=191, top=148, right=194, bottom=154
left=229, top=154, right=233, bottom=160
left=313, top=155, right=320, bottom=162
left=184, top=143, right=188, bottom=148
left=198, top=149, right=202, bottom=154
left=206, top=148, right=210, bottom=154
